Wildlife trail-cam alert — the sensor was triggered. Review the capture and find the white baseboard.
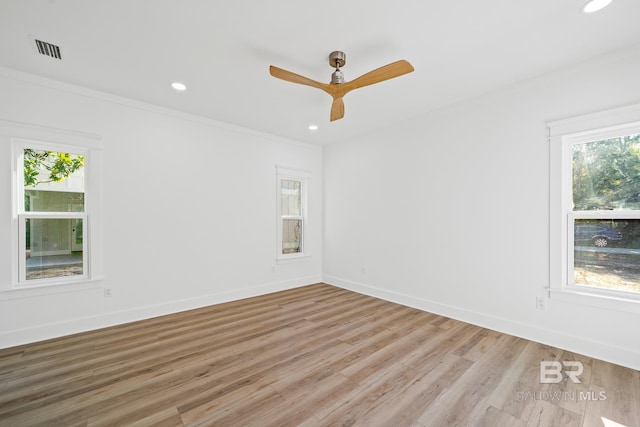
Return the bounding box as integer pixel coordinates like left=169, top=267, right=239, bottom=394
left=323, top=275, right=640, bottom=371
left=0, top=275, right=321, bottom=349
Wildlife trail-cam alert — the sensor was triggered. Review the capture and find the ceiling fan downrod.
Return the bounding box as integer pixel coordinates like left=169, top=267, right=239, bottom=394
left=329, top=51, right=346, bottom=84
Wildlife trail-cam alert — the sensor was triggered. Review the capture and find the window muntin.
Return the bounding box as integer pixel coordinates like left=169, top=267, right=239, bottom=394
left=565, top=132, right=640, bottom=295
left=17, top=146, right=89, bottom=284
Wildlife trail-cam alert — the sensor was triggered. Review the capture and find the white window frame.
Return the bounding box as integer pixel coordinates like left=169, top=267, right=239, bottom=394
left=548, top=103, right=640, bottom=312
left=2, top=120, right=103, bottom=296
left=276, top=166, right=310, bottom=262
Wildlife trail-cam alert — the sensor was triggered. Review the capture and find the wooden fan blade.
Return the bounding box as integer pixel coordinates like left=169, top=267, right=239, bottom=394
left=345, top=60, right=414, bottom=91
left=330, top=97, right=345, bottom=121
left=269, top=65, right=330, bottom=92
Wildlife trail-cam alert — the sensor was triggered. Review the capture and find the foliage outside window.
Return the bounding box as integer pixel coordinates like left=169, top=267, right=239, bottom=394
left=568, top=133, right=640, bottom=295
left=18, top=146, right=88, bottom=284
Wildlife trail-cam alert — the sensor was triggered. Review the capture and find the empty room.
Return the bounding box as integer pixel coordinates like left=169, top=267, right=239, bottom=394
left=1, top=1, right=640, bottom=426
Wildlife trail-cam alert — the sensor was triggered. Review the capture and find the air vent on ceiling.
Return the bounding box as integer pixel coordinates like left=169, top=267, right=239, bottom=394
left=34, top=39, right=62, bottom=60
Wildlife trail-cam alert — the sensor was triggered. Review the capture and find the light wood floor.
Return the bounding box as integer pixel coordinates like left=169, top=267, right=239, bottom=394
left=1, top=283, right=639, bottom=427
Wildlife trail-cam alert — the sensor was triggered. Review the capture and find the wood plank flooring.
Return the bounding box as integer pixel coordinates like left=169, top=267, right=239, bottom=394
left=0, top=283, right=639, bottom=426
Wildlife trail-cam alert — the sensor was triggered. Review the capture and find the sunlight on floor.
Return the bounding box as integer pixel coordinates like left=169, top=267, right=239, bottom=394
left=602, top=417, right=627, bottom=427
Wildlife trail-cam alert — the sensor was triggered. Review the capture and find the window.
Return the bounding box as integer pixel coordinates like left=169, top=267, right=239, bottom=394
left=8, top=132, right=102, bottom=290
left=568, top=134, right=640, bottom=295
left=276, top=167, right=310, bottom=260
left=17, top=144, right=88, bottom=284
left=549, top=103, right=640, bottom=307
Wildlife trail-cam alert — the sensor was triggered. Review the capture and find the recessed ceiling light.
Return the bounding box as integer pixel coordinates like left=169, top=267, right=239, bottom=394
left=308, top=124, right=318, bottom=131
left=171, top=82, right=187, bottom=91
left=582, top=0, right=612, bottom=13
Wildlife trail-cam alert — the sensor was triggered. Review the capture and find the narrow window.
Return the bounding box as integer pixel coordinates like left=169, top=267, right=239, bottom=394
left=276, top=167, right=309, bottom=260
left=281, top=178, right=303, bottom=255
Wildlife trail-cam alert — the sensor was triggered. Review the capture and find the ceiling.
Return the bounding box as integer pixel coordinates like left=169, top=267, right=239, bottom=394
left=1, top=1, right=640, bottom=145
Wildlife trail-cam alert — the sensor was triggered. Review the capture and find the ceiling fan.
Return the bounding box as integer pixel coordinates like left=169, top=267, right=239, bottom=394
left=269, top=51, right=414, bottom=122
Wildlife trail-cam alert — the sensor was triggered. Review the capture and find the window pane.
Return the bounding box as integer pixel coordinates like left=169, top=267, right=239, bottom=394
left=282, top=219, right=302, bottom=254
left=572, top=134, right=640, bottom=211
left=25, top=190, right=84, bottom=213
left=26, top=218, right=84, bottom=280
left=573, top=218, right=640, bottom=294
left=281, top=179, right=301, bottom=216
left=23, top=149, right=85, bottom=212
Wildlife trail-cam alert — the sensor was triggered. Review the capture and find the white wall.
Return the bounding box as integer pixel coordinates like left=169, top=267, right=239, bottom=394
left=323, top=46, right=640, bottom=370
left=2, top=46, right=640, bottom=372
left=0, top=68, right=322, bottom=347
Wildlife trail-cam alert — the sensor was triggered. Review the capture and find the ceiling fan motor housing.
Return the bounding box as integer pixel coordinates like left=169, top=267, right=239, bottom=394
left=329, top=51, right=346, bottom=84
left=331, top=69, right=344, bottom=84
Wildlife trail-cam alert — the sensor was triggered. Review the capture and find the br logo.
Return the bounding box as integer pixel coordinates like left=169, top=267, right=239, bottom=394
left=540, top=361, right=584, bottom=384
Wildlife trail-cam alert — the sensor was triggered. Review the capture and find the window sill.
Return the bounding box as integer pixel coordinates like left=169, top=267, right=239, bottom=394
left=549, top=287, right=640, bottom=313
left=277, top=253, right=312, bottom=264
left=0, top=276, right=104, bottom=300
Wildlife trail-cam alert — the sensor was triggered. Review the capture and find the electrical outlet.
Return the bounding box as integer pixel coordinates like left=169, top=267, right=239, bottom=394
left=536, top=296, right=546, bottom=310
left=104, top=288, right=112, bottom=298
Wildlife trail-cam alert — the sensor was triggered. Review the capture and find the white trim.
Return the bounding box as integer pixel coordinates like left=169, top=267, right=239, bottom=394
left=548, top=103, right=640, bottom=311
left=276, top=165, right=313, bottom=178
left=571, top=211, right=640, bottom=219
left=0, top=67, right=320, bottom=150
left=3, top=121, right=103, bottom=292
left=324, top=275, right=640, bottom=371
left=547, top=103, right=640, bottom=137
left=0, top=275, right=321, bottom=349
left=0, top=277, right=103, bottom=299
left=550, top=288, right=640, bottom=312
left=276, top=167, right=311, bottom=261
left=0, top=119, right=102, bottom=147
left=276, top=253, right=313, bottom=264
